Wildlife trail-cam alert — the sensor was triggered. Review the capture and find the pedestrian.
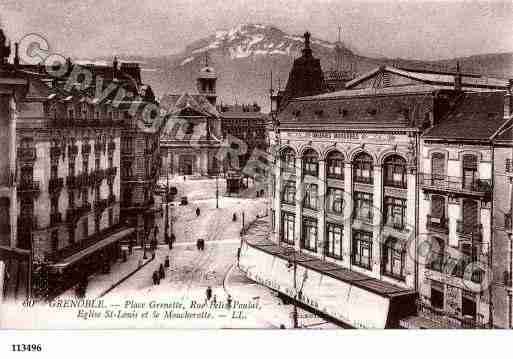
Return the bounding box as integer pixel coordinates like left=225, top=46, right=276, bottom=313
left=151, top=249, right=156, bottom=260
left=152, top=270, right=159, bottom=285
left=196, top=207, right=200, bottom=217
left=205, top=286, right=212, bottom=301
left=164, top=255, right=170, bottom=268
left=200, top=238, right=205, bottom=251
left=159, top=263, right=165, bottom=279
left=213, top=294, right=217, bottom=304
left=183, top=175, right=186, bottom=181
left=154, top=226, right=159, bottom=241
left=232, top=213, right=237, bottom=222
left=196, top=239, right=201, bottom=251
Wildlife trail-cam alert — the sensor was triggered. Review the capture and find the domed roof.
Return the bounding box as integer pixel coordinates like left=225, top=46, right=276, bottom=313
left=198, top=65, right=217, bottom=79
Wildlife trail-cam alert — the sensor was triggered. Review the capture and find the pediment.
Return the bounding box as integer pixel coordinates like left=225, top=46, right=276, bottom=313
left=351, top=70, right=423, bottom=90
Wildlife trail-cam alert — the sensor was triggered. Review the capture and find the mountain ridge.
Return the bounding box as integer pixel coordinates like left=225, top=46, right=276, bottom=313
left=76, top=23, right=513, bottom=112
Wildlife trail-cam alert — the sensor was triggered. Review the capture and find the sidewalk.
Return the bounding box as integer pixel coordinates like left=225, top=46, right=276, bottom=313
left=59, top=248, right=152, bottom=299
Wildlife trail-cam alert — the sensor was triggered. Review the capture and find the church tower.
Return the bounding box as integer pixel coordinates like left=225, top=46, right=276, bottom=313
left=196, top=53, right=217, bottom=106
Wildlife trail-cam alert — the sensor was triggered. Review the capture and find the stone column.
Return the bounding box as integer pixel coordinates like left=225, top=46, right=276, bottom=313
left=343, top=162, right=353, bottom=268
left=317, top=160, right=326, bottom=258
left=406, top=166, right=417, bottom=288
left=295, top=156, right=303, bottom=251
left=372, top=165, right=383, bottom=278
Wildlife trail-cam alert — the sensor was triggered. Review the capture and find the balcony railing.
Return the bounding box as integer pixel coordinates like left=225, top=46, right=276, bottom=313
left=66, top=174, right=76, bottom=189
left=50, top=212, right=62, bottom=226
left=456, top=220, right=483, bottom=240
left=353, top=175, right=373, bottom=185
left=426, top=215, right=449, bottom=234
left=46, top=223, right=125, bottom=263
left=420, top=173, right=492, bottom=197
left=48, top=177, right=64, bottom=193
left=18, top=180, right=40, bottom=193
left=415, top=300, right=488, bottom=329
left=50, top=118, right=120, bottom=129
left=383, top=178, right=407, bottom=189
left=17, top=148, right=36, bottom=162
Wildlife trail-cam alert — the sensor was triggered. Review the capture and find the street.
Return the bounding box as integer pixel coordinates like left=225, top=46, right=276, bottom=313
left=104, top=177, right=338, bottom=329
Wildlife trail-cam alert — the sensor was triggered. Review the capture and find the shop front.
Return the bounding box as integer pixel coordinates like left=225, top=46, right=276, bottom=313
left=239, top=239, right=417, bottom=329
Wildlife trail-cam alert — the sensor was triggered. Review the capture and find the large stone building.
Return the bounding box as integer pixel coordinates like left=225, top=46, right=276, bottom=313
left=160, top=63, right=222, bottom=177
left=239, top=32, right=513, bottom=328
left=0, top=29, right=164, bottom=299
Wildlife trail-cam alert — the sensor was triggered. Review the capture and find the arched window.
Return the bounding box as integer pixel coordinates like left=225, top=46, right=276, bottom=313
left=382, top=236, right=405, bottom=280
left=383, top=155, right=407, bottom=188
left=326, top=151, right=344, bottom=179
left=431, top=153, right=446, bottom=186
left=302, top=149, right=319, bottom=177
left=353, top=152, right=373, bottom=184
left=428, top=237, right=445, bottom=272
left=280, top=148, right=296, bottom=173
left=462, top=154, right=478, bottom=191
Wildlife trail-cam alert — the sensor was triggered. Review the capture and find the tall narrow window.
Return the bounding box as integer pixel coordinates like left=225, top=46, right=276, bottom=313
left=431, top=153, right=445, bottom=186
left=382, top=236, right=405, bottom=280
left=303, top=183, right=318, bottom=210
left=301, top=217, right=317, bottom=252
left=353, top=191, right=373, bottom=223
left=325, top=223, right=343, bottom=259
left=302, top=149, right=319, bottom=177
left=353, top=152, right=373, bottom=184
left=280, top=148, right=296, bottom=173
left=459, top=199, right=479, bottom=236
left=462, top=154, right=478, bottom=191
left=352, top=230, right=373, bottom=270
left=326, top=188, right=344, bottom=214
left=281, top=181, right=296, bottom=205
left=384, top=155, right=407, bottom=188
left=281, top=212, right=295, bottom=245
left=326, top=151, right=344, bottom=179
left=384, top=197, right=406, bottom=230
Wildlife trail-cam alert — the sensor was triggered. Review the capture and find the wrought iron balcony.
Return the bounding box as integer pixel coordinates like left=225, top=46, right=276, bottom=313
left=456, top=220, right=483, bottom=240
left=426, top=215, right=449, bottom=234
left=18, top=180, right=40, bottom=194
left=17, top=148, right=36, bottom=162
left=420, top=173, right=492, bottom=198
left=48, top=177, right=64, bottom=193
left=50, top=212, right=62, bottom=226
left=353, top=175, right=373, bottom=185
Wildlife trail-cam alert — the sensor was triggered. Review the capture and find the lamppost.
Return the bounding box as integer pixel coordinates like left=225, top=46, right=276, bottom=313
left=165, top=171, right=170, bottom=244
left=286, top=249, right=299, bottom=329
left=216, top=170, right=219, bottom=209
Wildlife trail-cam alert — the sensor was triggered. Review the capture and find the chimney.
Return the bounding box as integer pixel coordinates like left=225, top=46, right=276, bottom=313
left=454, top=61, right=462, bottom=91
left=14, top=42, right=19, bottom=67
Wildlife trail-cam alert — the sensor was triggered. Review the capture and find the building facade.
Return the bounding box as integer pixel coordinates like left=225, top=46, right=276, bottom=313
left=250, top=33, right=513, bottom=328
left=0, top=32, right=142, bottom=299
left=160, top=64, right=222, bottom=177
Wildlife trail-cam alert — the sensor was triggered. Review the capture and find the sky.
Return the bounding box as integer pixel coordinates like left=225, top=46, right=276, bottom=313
left=0, top=0, right=512, bottom=60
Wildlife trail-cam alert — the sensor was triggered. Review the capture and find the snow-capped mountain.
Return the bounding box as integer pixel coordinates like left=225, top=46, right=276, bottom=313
left=76, top=23, right=513, bottom=112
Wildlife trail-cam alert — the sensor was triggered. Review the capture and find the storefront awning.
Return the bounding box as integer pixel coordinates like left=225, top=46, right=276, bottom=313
left=239, top=240, right=417, bottom=329
left=50, top=228, right=135, bottom=270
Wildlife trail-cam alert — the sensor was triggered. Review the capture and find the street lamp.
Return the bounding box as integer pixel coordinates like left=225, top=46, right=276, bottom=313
left=216, top=170, right=219, bottom=209
left=286, top=249, right=299, bottom=329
